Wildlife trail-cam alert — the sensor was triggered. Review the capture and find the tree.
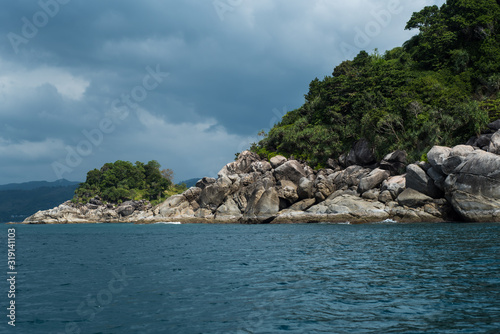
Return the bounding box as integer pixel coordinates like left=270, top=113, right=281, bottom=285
left=161, top=168, right=174, bottom=182
left=73, top=160, right=174, bottom=203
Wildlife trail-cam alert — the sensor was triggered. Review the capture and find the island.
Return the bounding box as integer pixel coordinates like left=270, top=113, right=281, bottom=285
left=22, top=0, right=500, bottom=224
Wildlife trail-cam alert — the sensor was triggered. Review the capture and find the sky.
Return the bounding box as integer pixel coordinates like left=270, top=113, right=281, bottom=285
left=0, top=0, right=446, bottom=185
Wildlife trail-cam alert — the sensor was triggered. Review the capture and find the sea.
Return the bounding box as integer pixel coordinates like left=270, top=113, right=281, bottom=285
left=1, top=222, right=500, bottom=334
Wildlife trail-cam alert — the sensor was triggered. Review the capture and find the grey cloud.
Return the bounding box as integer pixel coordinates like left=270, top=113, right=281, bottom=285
left=0, top=0, right=445, bottom=184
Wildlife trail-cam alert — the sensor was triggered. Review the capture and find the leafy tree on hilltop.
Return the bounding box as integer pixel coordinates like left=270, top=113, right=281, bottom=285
left=252, top=0, right=498, bottom=165
left=73, top=160, right=174, bottom=204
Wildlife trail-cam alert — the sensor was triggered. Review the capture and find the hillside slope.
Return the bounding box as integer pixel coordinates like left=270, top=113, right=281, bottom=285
left=253, top=0, right=500, bottom=166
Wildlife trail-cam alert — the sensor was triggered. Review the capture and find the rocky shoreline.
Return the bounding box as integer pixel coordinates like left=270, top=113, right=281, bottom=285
left=22, top=120, right=500, bottom=224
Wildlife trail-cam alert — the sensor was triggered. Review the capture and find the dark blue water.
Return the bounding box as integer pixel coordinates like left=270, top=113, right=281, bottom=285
left=1, top=222, right=500, bottom=334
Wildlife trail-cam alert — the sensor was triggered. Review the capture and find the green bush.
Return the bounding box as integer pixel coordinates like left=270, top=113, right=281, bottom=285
left=252, top=0, right=498, bottom=167
left=73, top=160, right=176, bottom=204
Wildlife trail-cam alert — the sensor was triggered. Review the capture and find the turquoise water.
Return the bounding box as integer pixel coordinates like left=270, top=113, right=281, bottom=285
left=2, top=222, right=500, bottom=333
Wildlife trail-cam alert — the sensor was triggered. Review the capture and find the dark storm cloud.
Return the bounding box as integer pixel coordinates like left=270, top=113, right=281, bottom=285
left=0, top=0, right=445, bottom=184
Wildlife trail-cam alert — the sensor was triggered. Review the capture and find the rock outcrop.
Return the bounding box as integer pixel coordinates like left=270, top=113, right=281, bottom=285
left=23, top=151, right=450, bottom=224
left=443, top=150, right=500, bottom=221
left=23, top=123, right=500, bottom=224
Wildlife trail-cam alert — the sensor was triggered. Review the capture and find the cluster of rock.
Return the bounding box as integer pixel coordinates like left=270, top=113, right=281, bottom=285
left=23, top=120, right=500, bottom=224
left=24, top=199, right=153, bottom=224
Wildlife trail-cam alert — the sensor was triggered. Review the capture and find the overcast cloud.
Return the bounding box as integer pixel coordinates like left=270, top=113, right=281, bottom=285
left=0, top=0, right=445, bottom=184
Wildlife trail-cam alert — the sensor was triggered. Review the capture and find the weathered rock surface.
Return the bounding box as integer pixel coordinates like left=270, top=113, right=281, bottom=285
left=270, top=155, right=287, bottom=168
left=25, top=127, right=500, bottom=225
left=488, top=131, right=500, bottom=155
left=381, top=175, right=406, bottom=200
left=358, top=168, right=390, bottom=194
left=215, top=197, right=242, bottom=222
left=397, top=188, right=433, bottom=208
left=427, top=146, right=452, bottom=173
left=306, top=194, right=389, bottom=222
left=297, top=177, right=314, bottom=199
left=195, top=177, right=216, bottom=190
left=380, top=150, right=407, bottom=176
left=274, top=160, right=306, bottom=184
left=345, top=139, right=376, bottom=167
left=444, top=150, right=500, bottom=221
left=406, top=164, right=442, bottom=198
left=488, top=119, right=500, bottom=132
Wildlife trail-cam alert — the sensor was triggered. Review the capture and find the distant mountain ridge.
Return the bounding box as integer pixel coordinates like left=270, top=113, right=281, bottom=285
left=0, top=179, right=81, bottom=222
left=0, top=179, right=80, bottom=191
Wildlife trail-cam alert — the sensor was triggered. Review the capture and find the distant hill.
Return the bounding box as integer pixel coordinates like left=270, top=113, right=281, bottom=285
left=0, top=179, right=79, bottom=191
left=0, top=179, right=80, bottom=222
left=178, top=178, right=200, bottom=188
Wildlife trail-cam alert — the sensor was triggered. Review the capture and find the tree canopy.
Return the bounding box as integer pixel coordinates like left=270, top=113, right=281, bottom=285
left=73, top=160, right=178, bottom=204
left=252, top=0, right=500, bottom=165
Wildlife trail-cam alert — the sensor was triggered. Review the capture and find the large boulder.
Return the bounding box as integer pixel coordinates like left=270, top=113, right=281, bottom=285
left=397, top=188, right=433, bottom=208
left=287, top=198, right=316, bottom=211
left=427, top=146, right=452, bottom=173
left=297, top=177, right=314, bottom=199
left=477, top=134, right=493, bottom=148
left=426, top=167, right=446, bottom=191
left=183, top=187, right=202, bottom=202
left=406, top=164, right=442, bottom=198
left=488, top=130, right=500, bottom=155
left=487, top=119, right=500, bottom=132
left=380, top=150, right=407, bottom=176
left=451, top=145, right=475, bottom=157
left=380, top=175, right=405, bottom=200
left=215, top=197, right=242, bottom=222
left=345, top=139, right=376, bottom=167
left=331, top=165, right=371, bottom=188
left=326, top=158, right=341, bottom=171
left=250, top=161, right=272, bottom=174
left=218, top=150, right=261, bottom=177
left=380, top=175, right=406, bottom=199
left=242, top=183, right=280, bottom=223
left=157, top=195, right=195, bottom=217
left=444, top=150, right=500, bottom=221
left=467, top=134, right=492, bottom=149
left=24, top=201, right=83, bottom=223
left=198, top=181, right=230, bottom=212
left=378, top=190, right=393, bottom=203
left=306, top=194, right=389, bottom=222
left=116, top=202, right=135, bottom=217
left=274, top=160, right=307, bottom=184
left=358, top=168, right=390, bottom=194
left=195, top=177, right=216, bottom=190
left=270, top=155, right=287, bottom=169
left=361, top=189, right=380, bottom=201
left=313, top=175, right=336, bottom=201
left=442, top=155, right=467, bottom=175
left=441, top=145, right=475, bottom=175
left=277, top=180, right=299, bottom=204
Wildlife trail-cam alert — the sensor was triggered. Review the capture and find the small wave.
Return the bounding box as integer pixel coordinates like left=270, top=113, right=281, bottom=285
left=377, top=219, right=398, bottom=224
left=155, top=222, right=182, bottom=225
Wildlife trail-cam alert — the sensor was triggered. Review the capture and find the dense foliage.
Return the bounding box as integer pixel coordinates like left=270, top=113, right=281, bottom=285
left=253, top=0, right=500, bottom=165
left=73, top=160, right=185, bottom=204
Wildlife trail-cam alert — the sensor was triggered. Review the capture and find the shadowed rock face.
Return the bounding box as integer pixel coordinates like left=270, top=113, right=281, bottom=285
left=23, top=123, right=500, bottom=225
left=444, top=150, right=500, bottom=221
left=380, top=150, right=407, bottom=176
left=345, top=139, right=376, bottom=167
left=406, top=164, right=443, bottom=199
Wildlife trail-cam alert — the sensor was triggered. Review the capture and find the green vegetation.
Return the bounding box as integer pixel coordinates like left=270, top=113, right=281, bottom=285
left=252, top=0, right=500, bottom=165
left=73, top=160, right=186, bottom=205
